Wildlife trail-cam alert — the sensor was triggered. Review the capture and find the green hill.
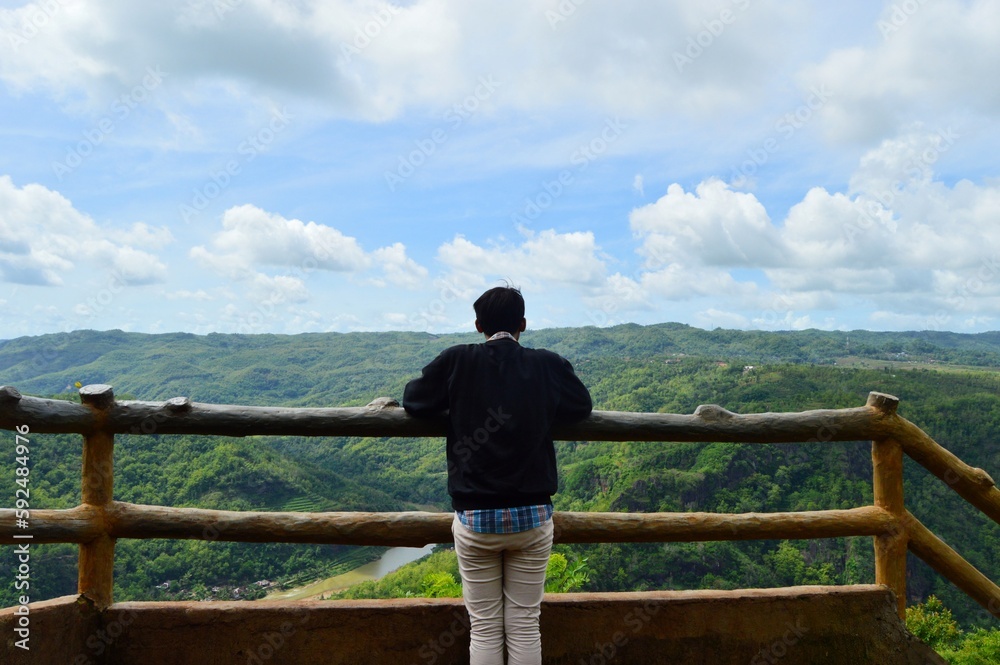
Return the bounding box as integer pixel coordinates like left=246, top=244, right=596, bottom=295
left=5, top=324, right=1000, bottom=401
left=1, top=325, right=998, bottom=625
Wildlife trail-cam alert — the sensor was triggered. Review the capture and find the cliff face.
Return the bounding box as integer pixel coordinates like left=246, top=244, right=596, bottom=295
left=2, top=585, right=944, bottom=664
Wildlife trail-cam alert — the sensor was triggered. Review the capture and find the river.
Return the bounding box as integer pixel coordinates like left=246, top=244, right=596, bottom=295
left=262, top=544, right=437, bottom=601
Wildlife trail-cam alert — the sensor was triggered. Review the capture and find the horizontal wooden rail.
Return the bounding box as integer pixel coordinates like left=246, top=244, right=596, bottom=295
left=553, top=506, right=895, bottom=544
left=108, top=504, right=451, bottom=546
left=905, top=511, right=1000, bottom=620
left=0, top=503, right=896, bottom=547
left=0, top=386, right=898, bottom=443
left=0, top=505, right=102, bottom=543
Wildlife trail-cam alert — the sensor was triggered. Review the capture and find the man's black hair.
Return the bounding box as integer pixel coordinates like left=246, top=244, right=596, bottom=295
left=474, top=285, right=525, bottom=336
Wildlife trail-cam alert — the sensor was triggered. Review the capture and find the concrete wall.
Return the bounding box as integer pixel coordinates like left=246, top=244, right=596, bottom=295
left=540, top=586, right=945, bottom=665
left=0, top=594, right=100, bottom=665
left=2, top=586, right=946, bottom=664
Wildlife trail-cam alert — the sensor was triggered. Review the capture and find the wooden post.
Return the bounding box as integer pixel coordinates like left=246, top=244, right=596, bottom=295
left=79, top=384, right=116, bottom=608
left=869, top=392, right=907, bottom=618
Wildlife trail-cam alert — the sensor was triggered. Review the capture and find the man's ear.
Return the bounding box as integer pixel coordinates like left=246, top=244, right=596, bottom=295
left=518, top=318, right=526, bottom=332
left=475, top=320, right=484, bottom=334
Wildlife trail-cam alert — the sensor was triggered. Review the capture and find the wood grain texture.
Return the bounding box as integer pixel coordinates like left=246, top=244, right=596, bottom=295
left=906, top=510, right=1000, bottom=620
left=872, top=437, right=907, bottom=618
left=0, top=387, right=898, bottom=442
left=100, top=503, right=897, bottom=546
left=896, top=416, right=1000, bottom=526
left=79, top=534, right=115, bottom=609
left=3, top=504, right=897, bottom=547
left=0, top=505, right=101, bottom=543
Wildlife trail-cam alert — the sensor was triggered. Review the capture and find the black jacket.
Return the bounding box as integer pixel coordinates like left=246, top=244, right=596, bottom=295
left=403, top=338, right=592, bottom=510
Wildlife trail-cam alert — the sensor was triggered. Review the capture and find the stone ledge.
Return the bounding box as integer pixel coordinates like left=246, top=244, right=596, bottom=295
left=2, top=586, right=946, bottom=664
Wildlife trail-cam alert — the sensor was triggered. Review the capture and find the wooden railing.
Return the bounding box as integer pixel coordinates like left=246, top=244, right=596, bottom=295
left=1, top=385, right=999, bottom=621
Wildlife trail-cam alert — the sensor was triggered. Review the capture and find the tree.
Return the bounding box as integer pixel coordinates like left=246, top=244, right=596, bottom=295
left=941, top=628, right=1000, bottom=665
left=420, top=572, right=462, bottom=598
left=906, top=595, right=963, bottom=652
left=545, top=553, right=590, bottom=593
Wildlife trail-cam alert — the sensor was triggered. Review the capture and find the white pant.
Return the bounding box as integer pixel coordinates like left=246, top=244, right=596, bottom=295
left=452, top=515, right=554, bottom=665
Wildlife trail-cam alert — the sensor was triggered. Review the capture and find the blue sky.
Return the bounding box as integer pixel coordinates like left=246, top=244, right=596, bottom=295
left=1, top=0, right=999, bottom=338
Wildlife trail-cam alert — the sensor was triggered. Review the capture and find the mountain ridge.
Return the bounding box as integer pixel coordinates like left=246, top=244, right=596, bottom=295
left=3, top=323, right=1000, bottom=402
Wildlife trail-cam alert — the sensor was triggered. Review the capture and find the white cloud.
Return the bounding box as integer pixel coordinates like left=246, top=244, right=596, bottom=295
left=622, top=127, right=1000, bottom=326
left=802, top=0, right=1000, bottom=142
left=0, top=1, right=359, bottom=110
left=121, top=222, right=174, bottom=248
left=0, top=0, right=813, bottom=122
left=190, top=205, right=428, bottom=319
left=766, top=266, right=904, bottom=295
left=630, top=179, right=785, bottom=268
left=640, top=264, right=757, bottom=301
left=105, top=244, right=170, bottom=285
left=579, top=272, right=656, bottom=327
left=190, top=204, right=370, bottom=277
left=438, top=229, right=606, bottom=288
left=248, top=273, right=310, bottom=305
left=371, top=242, right=428, bottom=289
left=0, top=175, right=167, bottom=286
left=784, top=129, right=1000, bottom=276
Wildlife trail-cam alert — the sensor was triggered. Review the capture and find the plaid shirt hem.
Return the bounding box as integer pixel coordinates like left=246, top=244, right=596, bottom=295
left=456, top=504, right=553, bottom=534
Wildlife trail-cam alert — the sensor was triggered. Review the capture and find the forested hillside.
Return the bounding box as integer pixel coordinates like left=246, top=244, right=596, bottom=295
left=0, top=325, right=998, bottom=627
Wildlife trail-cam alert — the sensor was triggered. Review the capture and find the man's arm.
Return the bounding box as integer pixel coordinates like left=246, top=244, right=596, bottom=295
left=553, top=356, right=592, bottom=422
left=402, top=351, right=452, bottom=417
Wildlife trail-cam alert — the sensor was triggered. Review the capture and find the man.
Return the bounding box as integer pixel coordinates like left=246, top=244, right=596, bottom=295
left=403, top=285, right=592, bottom=665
